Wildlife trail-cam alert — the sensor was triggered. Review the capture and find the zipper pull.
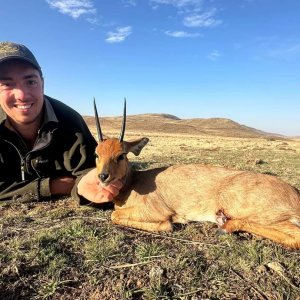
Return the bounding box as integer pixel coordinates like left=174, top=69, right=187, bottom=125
left=21, top=162, right=25, bottom=181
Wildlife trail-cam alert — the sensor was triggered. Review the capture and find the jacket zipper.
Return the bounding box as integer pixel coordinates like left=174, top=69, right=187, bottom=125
left=21, top=160, right=25, bottom=181
left=3, top=139, right=27, bottom=182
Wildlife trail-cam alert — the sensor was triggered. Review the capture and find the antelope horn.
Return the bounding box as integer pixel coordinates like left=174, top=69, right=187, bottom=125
left=119, top=97, right=127, bottom=142
left=93, top=97, right=103, bottom=142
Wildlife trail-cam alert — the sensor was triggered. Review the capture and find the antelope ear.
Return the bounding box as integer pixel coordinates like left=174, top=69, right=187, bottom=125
left=123, top=138, right=149, bottom=156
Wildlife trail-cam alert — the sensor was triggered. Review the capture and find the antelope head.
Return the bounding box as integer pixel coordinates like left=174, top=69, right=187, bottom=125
left=94, top=98, right=149, bottom=187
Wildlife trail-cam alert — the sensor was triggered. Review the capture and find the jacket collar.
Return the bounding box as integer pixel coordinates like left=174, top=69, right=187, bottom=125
left=43, top=96, right=58, bottom=124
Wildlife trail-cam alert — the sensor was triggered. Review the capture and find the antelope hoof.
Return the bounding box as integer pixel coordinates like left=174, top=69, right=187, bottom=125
left=157, top=220, right=173, bottom=232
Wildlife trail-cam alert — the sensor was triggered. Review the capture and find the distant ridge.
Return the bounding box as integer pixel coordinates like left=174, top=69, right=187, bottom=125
left=139, top=113, right=181, bottom=120
left=83, top=113, right=285, bottom=138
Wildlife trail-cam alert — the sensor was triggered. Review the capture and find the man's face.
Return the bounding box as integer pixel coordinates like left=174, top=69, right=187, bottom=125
left=0, top=60, right=44, bottom=126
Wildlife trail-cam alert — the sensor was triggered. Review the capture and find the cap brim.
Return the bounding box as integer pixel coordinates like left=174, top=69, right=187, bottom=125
left=0, top=56, right=41, bottom=71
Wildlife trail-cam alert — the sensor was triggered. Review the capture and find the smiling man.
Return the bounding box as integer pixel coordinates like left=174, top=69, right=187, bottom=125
left=0, top=59, right=44, bottom=150
left=0, top=42, right=122, bottom=203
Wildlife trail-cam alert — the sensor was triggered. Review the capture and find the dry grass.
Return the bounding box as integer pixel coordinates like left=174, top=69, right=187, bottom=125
left=1, top=125, right=300, bottom=300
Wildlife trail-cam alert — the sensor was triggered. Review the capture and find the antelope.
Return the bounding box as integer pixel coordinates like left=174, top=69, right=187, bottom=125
left=93, top=99, right=300, bottom=249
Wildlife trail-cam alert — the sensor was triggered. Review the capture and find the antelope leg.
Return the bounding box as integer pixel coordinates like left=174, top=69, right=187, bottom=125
left=111, top=208, right=173, bottom=232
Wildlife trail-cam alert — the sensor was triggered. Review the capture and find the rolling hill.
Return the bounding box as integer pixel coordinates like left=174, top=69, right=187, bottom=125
left=83, top=113, right=283, bottom=138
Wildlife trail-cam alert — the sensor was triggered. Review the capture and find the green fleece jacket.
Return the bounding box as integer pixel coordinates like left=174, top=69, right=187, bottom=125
left=0, top=96, right=97, bottom=203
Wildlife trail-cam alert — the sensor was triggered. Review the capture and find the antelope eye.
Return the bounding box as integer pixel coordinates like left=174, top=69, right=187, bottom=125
left=117, top=154, right=125, bottom=162
left=95, top=153, right=100, bottom=160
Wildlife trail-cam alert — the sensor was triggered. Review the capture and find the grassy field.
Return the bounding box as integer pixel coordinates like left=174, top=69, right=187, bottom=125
left=1, top=131, right=300, bottom=300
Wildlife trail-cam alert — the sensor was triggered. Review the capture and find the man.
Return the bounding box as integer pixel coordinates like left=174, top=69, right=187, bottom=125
left=0, top=41, right=122, bottom=203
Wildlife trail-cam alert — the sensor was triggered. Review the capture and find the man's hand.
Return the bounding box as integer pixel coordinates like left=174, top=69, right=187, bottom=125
left=50, top=176, right=76, bottom=195
left=77, top=168, right=123, bottom=203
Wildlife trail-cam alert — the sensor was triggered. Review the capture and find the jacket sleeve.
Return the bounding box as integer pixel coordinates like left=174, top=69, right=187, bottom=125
left=65, top=130, right=97, bottom=177
left=67, top=117, right=99, bottom=205
left=61, top=117, right=98, bottom=205
left=0, top=177, right=51, bottom=203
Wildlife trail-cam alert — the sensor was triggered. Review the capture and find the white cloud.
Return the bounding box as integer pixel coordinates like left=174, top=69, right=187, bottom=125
left=165, top=30, right=200, bottom=37
left=86, top=16, right=99, bottom=25
left=150, top=0, right=222, bottom=29
left=150, top=0, right=202, bottom=8
left=122, top=0, right=137, bottom=6
left=106, top=26, right=132, bottom=43
left=285, top=44, right=300, bottom=54
left=249, top=37, right=300, bottom=61
left=183, top=9, right=222, bottom=27
left=207, top=50, right=221, bottom=61
left=266, top=43, right=300, bottom=60
left=46, top=0, right=96, bottom=19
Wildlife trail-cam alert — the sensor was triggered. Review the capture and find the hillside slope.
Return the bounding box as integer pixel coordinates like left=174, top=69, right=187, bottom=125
left=83, top=113, right=282, bottom=138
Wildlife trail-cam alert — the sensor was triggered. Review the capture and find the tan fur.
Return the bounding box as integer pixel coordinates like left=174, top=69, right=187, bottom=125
left=95, top=137, right=300, bottom=249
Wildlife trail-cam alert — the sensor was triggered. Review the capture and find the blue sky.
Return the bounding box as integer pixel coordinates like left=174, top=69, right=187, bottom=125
left=1, top=0, right=299, bottom=136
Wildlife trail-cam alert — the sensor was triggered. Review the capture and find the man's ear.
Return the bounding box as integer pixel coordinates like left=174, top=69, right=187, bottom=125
left=123, top=137, right=149, bottom=156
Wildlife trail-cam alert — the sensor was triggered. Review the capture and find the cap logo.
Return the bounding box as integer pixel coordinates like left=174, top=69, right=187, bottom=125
left=0, top=42, right=25, bottom=56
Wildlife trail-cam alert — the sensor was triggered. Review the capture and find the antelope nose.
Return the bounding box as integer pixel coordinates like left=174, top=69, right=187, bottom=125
left=99, top=173, right=109, bottom=182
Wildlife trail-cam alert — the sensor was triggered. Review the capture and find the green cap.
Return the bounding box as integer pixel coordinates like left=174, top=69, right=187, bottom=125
left=0, top=42, right=42, bottom=73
